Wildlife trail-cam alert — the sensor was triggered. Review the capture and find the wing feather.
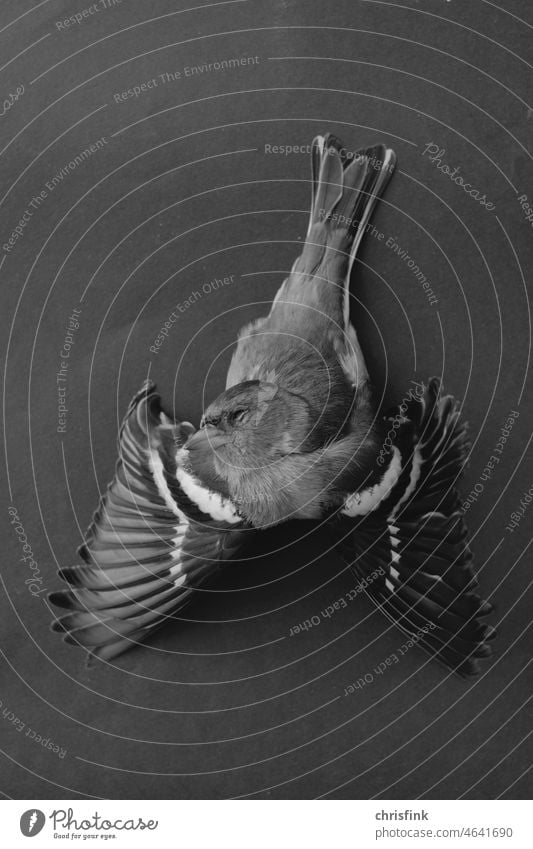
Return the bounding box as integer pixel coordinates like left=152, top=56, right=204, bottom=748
left=334, top=378, right=496, bottom=676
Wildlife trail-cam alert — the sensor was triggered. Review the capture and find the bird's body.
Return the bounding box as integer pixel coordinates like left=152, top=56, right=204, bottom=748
left=226, top=137, right=396, bottom=413
left=50, top=133, right=496, bottom=675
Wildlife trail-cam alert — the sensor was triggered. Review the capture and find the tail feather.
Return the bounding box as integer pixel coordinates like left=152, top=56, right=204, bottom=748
left=308, top=135, right=345, bottom=231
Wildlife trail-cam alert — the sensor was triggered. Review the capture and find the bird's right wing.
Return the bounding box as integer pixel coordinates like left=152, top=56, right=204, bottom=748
left=50, top=382, right=248, bottom=662
left=329, top=378, right=497, bottom=676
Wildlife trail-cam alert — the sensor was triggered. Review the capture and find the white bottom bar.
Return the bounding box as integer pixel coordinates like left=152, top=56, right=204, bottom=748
left=2, top=799, right=530, bottom=848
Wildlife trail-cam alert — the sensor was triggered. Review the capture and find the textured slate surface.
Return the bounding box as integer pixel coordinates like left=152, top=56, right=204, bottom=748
left=1, top=0, right=531, bottom=799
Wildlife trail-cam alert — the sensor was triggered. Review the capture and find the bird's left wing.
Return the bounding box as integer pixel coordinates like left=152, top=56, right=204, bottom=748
left=328, top=379, right=497, bottom=676
left=50, top=381, right=248, bottom=662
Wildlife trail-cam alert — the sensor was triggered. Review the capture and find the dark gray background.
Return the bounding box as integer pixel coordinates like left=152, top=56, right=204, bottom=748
left=1, top=0, right=531, bottom=799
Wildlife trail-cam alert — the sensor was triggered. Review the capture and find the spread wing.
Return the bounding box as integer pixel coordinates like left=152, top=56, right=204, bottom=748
left=50, top=381, right=248, bottom=662
left=330, top=378, right=496, bottom=676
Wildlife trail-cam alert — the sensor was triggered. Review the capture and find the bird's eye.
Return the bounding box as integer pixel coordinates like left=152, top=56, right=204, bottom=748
left=201, top=415, right=221, bottom=428
left=231, top=407, right=248, bottom=423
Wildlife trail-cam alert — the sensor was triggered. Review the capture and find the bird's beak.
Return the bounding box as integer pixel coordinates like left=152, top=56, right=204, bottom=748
left=184, top=425, right=228, bottom=452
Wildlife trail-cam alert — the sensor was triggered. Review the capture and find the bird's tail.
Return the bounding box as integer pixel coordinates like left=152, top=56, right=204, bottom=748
left=301, top=133, right=396, bottom=323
